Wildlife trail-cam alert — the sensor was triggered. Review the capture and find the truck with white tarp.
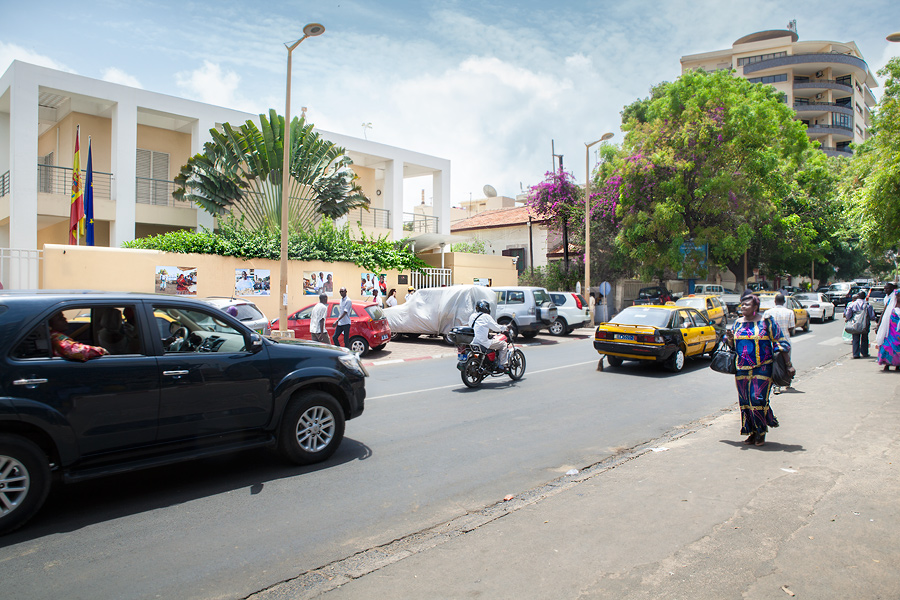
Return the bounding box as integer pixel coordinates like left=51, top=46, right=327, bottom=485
left=384, top=285, right=497, bottom=344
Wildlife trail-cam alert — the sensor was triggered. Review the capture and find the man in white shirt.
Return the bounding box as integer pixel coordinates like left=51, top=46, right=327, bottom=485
left=468, top=300, right=508, bottom=368
left=310, top=293, right=329, bottom=344
left=332, top=287, right=353, bottom=348
left=764, top=293, right=795, bottom=394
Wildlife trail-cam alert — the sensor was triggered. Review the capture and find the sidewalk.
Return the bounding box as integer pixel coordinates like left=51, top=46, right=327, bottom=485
left=254, top=354, right=900, bottom=600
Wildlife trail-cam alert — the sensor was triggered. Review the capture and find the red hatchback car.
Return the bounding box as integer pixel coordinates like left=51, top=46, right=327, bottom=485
left=271, top=300, right=391, bottom=356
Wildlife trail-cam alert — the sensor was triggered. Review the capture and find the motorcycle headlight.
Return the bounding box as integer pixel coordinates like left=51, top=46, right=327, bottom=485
left=338, top=353, right=369, bottom=377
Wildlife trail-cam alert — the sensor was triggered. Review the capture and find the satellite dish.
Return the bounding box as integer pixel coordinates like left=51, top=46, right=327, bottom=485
left=483, top=185, right=497, bottom=198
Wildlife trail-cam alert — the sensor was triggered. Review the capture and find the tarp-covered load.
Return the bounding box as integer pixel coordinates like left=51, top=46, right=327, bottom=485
left=384, top=285, right=496, bottom=337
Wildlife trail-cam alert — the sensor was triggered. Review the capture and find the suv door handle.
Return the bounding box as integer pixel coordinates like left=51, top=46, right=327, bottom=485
left=13, top=378, right=48, bottom=386
left=163, top=370, right=189, bottom=376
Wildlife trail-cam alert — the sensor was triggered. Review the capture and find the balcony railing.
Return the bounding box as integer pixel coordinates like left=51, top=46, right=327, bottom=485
left=819, top=146, right=853, bottom=157
left=0, top=170, right=8, bottom=197
left=348, top=207, right=391, bottom=229
left=37, top=164, right=112, bottom=199
left=745, top=52, right=869, bottom=76
left=807, top=124, right=853, bottom=134
left=793, top=79, right=853, bottom=91
left=403, top=212, right=439, bottom=234
left=135, top=177, right=195, bottom=209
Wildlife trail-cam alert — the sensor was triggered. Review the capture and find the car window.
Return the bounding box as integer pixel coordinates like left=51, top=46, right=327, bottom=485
left=13, top=305, right=143, bottom=359
left=366, top=305, right=385, bottom=320
left=496, top=291, right=506, bottom=303
left=532, top=290, right=551, bottom=305
left=550, top=294, right=565, bottom=305
left=329, top=305, right=359, bottom=318
left=868, top=289, right=886, bottom=299
left=234, top=303, right=264, bottom=321
left=154, top=305, right=247, bottom=354
left=609, top=307, right=671, bottom=328
left=794, top=293, right=813, bottom=301
left=675, top=298, right=704, bottom=310
left=292, top=305, right=314, bottom=320
left=692, top=310, right=711, bottom=326
left=506, top=291, right=525, bottom=304
left=671, top=311, right=690, bottom=328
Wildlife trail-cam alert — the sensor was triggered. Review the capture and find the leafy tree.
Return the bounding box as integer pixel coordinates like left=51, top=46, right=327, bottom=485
left=450, top=238, right=487, bottom=253
left=612, top=69, right=809, bottom=285
left=844, top=57, right=900, bottom=255
left=174, top=109, right=369, bottom=233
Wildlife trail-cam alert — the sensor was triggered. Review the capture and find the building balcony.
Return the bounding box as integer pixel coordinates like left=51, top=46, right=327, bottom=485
left=793, top=79, right=853, bottom=94
left=805, top=124, right=853, bottom=141
left=819, top=146, right=853, bottom=158
left=403, top=212, right=439, bottom=234
left=793, top=102, right=853, bottom=116
left=744, top=52, right=868, bottom=76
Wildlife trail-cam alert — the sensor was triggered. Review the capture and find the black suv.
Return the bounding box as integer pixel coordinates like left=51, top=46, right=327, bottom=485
left=0, top=291, right=366, bottom=534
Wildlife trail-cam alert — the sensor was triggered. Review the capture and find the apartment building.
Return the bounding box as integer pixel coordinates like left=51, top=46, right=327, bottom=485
left=680, top=28, right=878, bottom=157
left=0, top=60, right=451, bottom=284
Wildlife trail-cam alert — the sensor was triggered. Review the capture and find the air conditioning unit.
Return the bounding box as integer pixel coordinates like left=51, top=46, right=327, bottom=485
left=816, top=70, right=824, bottom=78
left=816, top=93, right=824, bottom=100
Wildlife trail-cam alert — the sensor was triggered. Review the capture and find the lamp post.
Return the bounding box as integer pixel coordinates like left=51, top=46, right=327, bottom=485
left=276, top=23, right=324, bottom=338
left=887, top=32, right=900, bottom=42
left=584, top=132, right=614, bottom=325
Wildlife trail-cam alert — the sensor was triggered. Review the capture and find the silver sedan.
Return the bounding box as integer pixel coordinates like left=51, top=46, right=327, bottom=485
left=793, top=292, right=836, bottom=322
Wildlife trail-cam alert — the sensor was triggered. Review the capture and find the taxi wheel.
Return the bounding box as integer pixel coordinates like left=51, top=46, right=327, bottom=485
left=665, top=349, right=685, bottom=372
left=606, top=355, right=623, bottom=367
left=803, top=319, right=810, bottom=332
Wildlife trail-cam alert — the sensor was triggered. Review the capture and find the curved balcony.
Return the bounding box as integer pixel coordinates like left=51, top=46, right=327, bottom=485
left=744, top=52, right=868, bottom=76
left=793, top=79, right=853, bottom=94
left=819, top=146, right=853, bottom=158
left=805, top=124, right=853, bottom=141
left=793, top=102, right=853, bottom=116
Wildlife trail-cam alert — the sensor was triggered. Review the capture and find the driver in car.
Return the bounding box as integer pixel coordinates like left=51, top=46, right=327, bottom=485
left=468, top=300, right=509, bottom=369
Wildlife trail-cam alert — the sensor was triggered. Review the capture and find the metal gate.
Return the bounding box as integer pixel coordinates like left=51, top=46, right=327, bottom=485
left=411, top=268, right=452, bottom=289
left=0, top=248, right=42, bottom=289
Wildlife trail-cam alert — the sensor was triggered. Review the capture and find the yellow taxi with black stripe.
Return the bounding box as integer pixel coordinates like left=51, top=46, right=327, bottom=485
left=593, top=304, right=724, bottom=372
left=674, top=294, right=727, bottom=327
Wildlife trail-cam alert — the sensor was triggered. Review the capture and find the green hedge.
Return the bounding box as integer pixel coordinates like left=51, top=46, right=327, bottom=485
left=123, top=217, right=428, bottom=273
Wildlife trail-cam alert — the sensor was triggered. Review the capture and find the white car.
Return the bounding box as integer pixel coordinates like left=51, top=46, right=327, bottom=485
left=547, top=292, right=590, bottom=336
left=792, top=292, right=835, bottom=323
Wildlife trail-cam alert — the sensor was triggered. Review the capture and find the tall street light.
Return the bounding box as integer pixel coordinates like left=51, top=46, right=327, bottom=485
left=277, top=22, right=325, bottom=338
left=887, top=32, right=900, bottom=42
left=584, top=132, right=614, bottom=325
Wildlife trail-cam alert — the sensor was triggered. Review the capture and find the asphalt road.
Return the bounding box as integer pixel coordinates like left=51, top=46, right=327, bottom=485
left=0, top=318, right=851, bottom=600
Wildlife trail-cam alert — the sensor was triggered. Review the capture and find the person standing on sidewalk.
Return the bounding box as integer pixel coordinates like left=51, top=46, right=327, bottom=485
left=876, top=284, right=900, bottom=371
left=764, top=293, right=795, bottom=395
left=844, top=290, right=876, bottom=359
left=310, top=293, right=330, bottom=344
left=724, top=290, right=793, bottom=446
left=332, top=287, right=352, bottom=348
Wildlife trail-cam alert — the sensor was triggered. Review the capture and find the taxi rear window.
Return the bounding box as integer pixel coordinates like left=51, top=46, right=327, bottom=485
left=610, top=307, right=671, bottom=328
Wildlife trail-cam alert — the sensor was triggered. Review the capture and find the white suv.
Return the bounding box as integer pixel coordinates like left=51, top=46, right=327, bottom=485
left=548, top=292, right=590, bottom=336
left=492, top=286, right=558, bottom=339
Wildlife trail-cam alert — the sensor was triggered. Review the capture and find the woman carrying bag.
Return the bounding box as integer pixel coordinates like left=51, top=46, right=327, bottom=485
left=723, top=290, right=794, bottom=446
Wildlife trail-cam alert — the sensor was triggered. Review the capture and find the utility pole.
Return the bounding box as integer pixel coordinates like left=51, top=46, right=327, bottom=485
left=551, top=140, right=568, bottom=273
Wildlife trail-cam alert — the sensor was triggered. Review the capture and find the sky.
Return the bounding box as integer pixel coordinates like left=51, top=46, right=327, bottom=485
left=2, top=0, right=900, bottom=212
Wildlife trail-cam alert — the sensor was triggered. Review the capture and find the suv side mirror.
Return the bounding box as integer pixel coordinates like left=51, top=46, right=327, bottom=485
left=248, top=332, right=264, bottom=353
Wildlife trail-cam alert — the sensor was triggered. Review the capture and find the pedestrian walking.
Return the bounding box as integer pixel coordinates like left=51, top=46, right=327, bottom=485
left=724, top=290, right=793, bottom=446
left=844, top=290, right=875, bottom=359
left=876, top=284, right=900, bottom=372
left=405, top=286, right=416, bottom=302
left=385, top=288, right=398, bottom=308
left=310, top=293, right=330, bottom=344
left=763, top=293, right=795, bottom=394
left=332, top=287, right=352, bottom=348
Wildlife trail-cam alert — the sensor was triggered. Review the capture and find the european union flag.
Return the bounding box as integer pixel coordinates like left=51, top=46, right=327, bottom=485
left=85, top=139, right=94, bottom=246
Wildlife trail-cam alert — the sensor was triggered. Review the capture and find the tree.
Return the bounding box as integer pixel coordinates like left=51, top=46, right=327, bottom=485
left=844, top=57, right=900, bottom=255
left=174, top=109, right=369, bottom=233
left=612, top=69, right=809, bottom=285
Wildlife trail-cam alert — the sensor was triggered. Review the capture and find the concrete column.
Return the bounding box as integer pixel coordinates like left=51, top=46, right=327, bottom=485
left=110, top=100, right=137, bottom=246
left=432, top=167, right=450, bottom=235
left=8, top=70, right=39, bottom=250
left=191, top=117, right=216, bottom=232
left=385, top=159, right=404, bottom=240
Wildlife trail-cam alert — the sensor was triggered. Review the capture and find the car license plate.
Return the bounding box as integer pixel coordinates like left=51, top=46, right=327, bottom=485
left=615, top=333, right=635, bottom=341
left=381, top=334, right=389, bottom=340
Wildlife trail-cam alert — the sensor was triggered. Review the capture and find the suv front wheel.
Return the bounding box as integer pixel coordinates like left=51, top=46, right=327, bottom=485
left=278, top=392, right=346, bottom=465
left=0, top=435, right=52, bottom=535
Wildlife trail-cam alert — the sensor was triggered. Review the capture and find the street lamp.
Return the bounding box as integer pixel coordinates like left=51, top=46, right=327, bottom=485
left=277, top=22, right=325, bottom=338
left=584, top=132, right=614, bottom=325
left=887, top=32, right=900, bottom=42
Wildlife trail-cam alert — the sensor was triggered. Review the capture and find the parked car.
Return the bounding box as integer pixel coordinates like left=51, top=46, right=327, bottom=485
left=748, top=282, right=772, bottom=292
left=493, top=286, right=558, bottom=339
left=720, top=287, right=742, bottom=315
left=198, top=296, right=271, bottom=335
left=759, top=294, right=810, bottom=334
left=547, top=292, right=590, bottom=336
left=826, top=282, right=860, bottom=307
left=384, top=285, right=496, bottom=344
left=792, top=292, right=835, bottom=322
left=692, top=284, right=725, bottom=297
left=632, top=285, right=674, bottom=305
left=271, top=300, right=390, bottom=356
left=866, top=286, right=890, bottom=317
left=0, top=291, right=367, bottom=534
left=674, top=294, right=727, bottom=327
left=593, top=304, right=723, bottom=372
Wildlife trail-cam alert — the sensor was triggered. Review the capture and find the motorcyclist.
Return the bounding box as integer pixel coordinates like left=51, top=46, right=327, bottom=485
left=468, top=299, right=508, bottom=369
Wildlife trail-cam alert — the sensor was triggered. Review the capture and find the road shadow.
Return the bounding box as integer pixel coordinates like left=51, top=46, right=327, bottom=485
left=719, top=439, right=806, bottom=452
left=598, top=356, right=713, bottom=378
left=0, top=437, right=372, bottom=545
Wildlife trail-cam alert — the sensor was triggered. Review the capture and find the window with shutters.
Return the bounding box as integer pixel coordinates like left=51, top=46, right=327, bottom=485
left=38, top=152, right=54, bottom=193
left=136, top=149, right=170, bottom=206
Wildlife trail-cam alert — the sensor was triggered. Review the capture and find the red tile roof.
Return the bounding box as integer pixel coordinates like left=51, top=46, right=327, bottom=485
left=450, top=206, right=550, bottom=232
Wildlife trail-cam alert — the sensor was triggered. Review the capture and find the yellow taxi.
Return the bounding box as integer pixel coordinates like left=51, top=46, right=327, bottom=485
left=593, top=304, right=724, bottom=372
left=759, top=294, right=810, bottom=334
left=674, top=294, right=727, bottom=327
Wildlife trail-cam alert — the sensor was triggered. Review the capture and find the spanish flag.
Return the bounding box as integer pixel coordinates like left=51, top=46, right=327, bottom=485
left=69, top=125, right=84, bottom=245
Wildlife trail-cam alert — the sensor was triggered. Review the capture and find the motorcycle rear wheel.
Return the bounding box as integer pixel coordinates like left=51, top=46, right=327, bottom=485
left=461, top=356, right=485, bottom=388
left=508, top=349, right=526, bottom=380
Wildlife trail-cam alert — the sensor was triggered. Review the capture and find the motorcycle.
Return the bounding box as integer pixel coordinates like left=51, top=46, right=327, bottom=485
left=450, top=326, right=526, bottom=388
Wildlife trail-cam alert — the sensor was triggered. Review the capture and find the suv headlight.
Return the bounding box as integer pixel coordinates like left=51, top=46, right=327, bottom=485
left=338, top=353, right=369, bottom=377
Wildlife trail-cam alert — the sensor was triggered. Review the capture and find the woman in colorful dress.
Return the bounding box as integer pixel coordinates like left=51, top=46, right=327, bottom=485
left=724, top=290, right=794, bottom=446
left=49, top=312, right=109, bottom=361
left=875, top=286, right=900, bottom=371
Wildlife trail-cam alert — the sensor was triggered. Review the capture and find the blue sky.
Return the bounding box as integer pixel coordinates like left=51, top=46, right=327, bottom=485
left=2, top=0, right=899, bottom=210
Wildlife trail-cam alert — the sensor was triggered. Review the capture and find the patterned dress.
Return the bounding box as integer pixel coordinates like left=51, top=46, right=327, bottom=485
left=51, top=331, right=108, bottom=362
left=877, top=309, right=900, bottom=367
left=732, top=316, right=791, bottom=436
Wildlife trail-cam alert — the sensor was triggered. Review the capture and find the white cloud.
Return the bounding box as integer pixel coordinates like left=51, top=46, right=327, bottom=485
left=101, top=67, right=143, bottom=89
left=0, top=41, right=75, bottom=74
left=175, top=60, right=265, bottom=113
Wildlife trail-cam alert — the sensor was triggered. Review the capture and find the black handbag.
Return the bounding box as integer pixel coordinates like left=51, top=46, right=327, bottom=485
left=772, top=352, right=793, bottom=387
left=710, top=349, right=737, bottom=374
